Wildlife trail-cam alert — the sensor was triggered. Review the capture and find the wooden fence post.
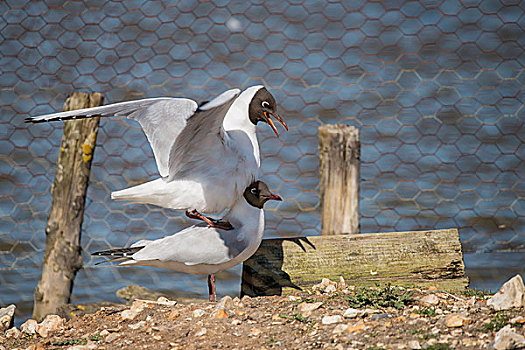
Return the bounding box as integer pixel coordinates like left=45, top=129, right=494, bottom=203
left=33, top=92, right=103, bottom=321
left=318, top=124, right=360, bottom=235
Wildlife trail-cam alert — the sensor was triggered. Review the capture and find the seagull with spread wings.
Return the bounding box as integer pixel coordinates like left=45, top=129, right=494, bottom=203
left=27, top=86, right=287, bottom=226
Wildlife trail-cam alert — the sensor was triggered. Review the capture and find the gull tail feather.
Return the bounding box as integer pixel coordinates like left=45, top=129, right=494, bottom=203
left=92, top=246, right=145, bottom=265
left=111, top=179, right=169, bottom=205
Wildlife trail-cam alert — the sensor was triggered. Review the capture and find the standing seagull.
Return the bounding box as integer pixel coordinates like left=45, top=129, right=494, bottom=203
left=92, top=181, right=281, bottom=302
left=26, top=86, right=287, bottom=223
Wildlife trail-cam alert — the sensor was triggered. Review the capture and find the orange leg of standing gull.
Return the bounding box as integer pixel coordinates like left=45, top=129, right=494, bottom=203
left=185, top=210, right=234, bottom=230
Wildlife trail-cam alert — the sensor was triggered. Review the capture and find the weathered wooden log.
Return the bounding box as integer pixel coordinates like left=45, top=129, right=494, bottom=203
left=318, top=124, right=360, bottom=235
left=33, top=92, right=103, bottom=321
left=241, top=229, right=468, bottom=296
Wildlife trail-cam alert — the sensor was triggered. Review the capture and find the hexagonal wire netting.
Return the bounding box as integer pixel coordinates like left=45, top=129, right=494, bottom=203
left=1, top=0, right=524, bottom=323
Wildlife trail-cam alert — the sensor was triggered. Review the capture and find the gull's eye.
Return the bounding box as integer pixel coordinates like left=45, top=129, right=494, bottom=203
left=250, top=188, right=258, bottom=195
left=261, top=101, right=270, bottom=108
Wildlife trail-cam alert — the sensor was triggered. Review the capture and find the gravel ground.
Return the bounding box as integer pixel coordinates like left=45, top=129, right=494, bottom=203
left=2, top=279, right=525, bottom=350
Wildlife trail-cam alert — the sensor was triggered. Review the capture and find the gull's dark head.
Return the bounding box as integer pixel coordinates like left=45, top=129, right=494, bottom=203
left=244, top=181, right=282, bottom=209
left=248, top=87, right=288, bottom=137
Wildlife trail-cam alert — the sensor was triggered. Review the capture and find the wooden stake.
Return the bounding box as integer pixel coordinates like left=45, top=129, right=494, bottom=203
left=318, top=124, right=360, bottom=235
left=33, top=92, right=103, bottom=321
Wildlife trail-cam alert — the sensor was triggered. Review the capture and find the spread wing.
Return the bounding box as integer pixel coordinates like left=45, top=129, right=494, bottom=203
left=26, top=97, right=199, bottom=178
left=167, top=89, right=240, bottom=179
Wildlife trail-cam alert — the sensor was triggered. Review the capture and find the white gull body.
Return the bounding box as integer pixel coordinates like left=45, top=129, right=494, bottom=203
left=119, top=195, right=265, bottom=275
left=27, top=86, right=282, bottom=214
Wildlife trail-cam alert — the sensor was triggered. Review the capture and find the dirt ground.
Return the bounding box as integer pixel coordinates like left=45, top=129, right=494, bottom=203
left=2, top=281, right=525, bottom=350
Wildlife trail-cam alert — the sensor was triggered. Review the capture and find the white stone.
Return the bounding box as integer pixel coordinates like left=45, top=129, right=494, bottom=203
left=216, top=296, right=233, bottom=310
left=407, top=340, right=421, bottom=349
left=0, top=304, right=15, bottom=333
left=128, top=321, right=146, bottom=330
left=488, top=274, right=525, bottom=310
left=37, top=314, right=64, bottom=337
left=156, top=297, right=176, bottom=306
left=20, top=319, right=38, bottom=334
left=298, top=301, right=323, bottom=317
left=418, top=294, right=440, bottom=306
left=343, top=308, right=359, bottom=318
left=322, top=315, right=342, bottom=325
left=332, top=324, right=348, bottom=334
left=193, top=309, right=205, bottom=318
left=494, top=325, right=525, bottom=350
left=5, top=327, right=20, bottom=338
left=195, top=328, right=207, bottom=337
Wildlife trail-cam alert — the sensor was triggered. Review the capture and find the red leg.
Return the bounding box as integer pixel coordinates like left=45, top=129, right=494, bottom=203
left=185, top=209, right=215, bottom=227
left=208, top=274, right=216, bottom=302
left=186, top=210, right=233, bottom=230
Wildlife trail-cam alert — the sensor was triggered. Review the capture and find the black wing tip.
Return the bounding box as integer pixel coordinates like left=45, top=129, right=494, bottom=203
left=25, top=117, right=43, bottom=123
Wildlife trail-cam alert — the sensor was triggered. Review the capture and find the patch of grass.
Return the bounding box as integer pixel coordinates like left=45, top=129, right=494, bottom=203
left=279, top=312, right=309, bottom=323
left=419, top=333, right=438, bottom=341
left=411, top=329, right=422, bottom=335
left=346, top=284, right=413, bottom=310
left=53, top=338, right=87, bottom=346
left=89, top=334, right=102, bottom=341
left=481, top=313, right=508, bottom=333
left=459, top=288, right=491, bottom=298
left=416, top=307, right=437, bottom=317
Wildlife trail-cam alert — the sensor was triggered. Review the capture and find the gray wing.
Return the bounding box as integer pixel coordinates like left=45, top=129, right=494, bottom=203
left=27, top=97, right=198, bottom=178
left=132, top=225, right=247, bottom=266
left=168, top=89, right=240, bottom=179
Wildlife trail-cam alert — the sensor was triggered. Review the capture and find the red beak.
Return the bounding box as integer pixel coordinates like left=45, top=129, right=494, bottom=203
left=265, top=193, right=282, bottom=201
left=263, top=111, right=288, bottom=137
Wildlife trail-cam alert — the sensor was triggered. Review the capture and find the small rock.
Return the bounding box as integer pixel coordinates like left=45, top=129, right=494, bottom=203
left=418, top=294, right=440, bottom=306
left=407, top=340, right=421, bottom=349
left=121, top=309, right=138, bottom=321
left=325, top=284, right=337, bottom=294
left=25, top=343, right=45, bottom=350
left=346, top=320, right=366, bottom=334
left=510, top=316, right=525, bottom=324
left=444, top=313, right=471, bottom=328
left=99, top=329, right=109, bottom=336
left=312, top=278, right=338, bottom=294
left=332, top=324, right=348, bottom=334
left=338, top=276, right=347, bottom=290
left=66, top=342, right=96, bottom=350
left=128, top=321, right=146, bottom=330
left=343, top=308, right=359, bottom=318
left=193, top=309, right=205, bottom=318
left=105, top=333, right=120, bottom=343
left=37, top=314, right=64, bottom=337
left=168, top=310, right=180, bottom=320
left=216, top=296, right=232, bottom=310
left=20, top=319, right=38, bottom=334
left=298, top=301, right=323, bottom=317
left=322, top=315, right=342, bottom=325
left=195, top=328, right=207, bottom=337
left=156, top=297, right=176, bottom=306
left=5, top=327, right=21, bottom=338
left=370, top=313, right=393, bottom=321
left=231, top=319, right=242, bottom=325
left=0, top=304, right=15, bottom=333
left=488, top=274, right=525, bottom=310
left=288, top=296, right=299, bottom=302
left=494, top=325, right=525, bottom=350
left=210, top=309, right=228, bottom=319
left=249, top=328, right=261, bottom=337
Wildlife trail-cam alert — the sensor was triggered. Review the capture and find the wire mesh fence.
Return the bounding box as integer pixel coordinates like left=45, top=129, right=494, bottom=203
left=1, top=0, right=524, bottom=322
